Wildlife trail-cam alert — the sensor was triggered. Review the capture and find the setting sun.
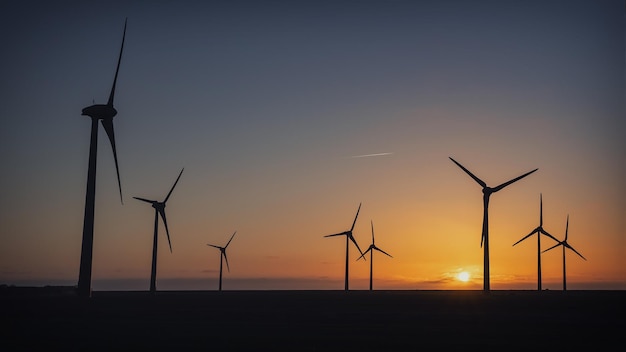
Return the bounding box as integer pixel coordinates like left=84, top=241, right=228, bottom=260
left=457, top=272, right=470, bottom=282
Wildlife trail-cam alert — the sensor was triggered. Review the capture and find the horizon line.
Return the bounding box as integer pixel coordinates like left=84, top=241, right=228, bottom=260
left=2, top=277, right=623, bottom=291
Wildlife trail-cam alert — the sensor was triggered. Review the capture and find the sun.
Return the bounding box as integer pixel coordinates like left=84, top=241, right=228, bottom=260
left=457, top=271, right=470, bottom=282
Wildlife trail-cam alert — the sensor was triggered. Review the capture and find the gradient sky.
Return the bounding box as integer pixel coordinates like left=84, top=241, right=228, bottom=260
left=1, top=0, right=624, bottom=291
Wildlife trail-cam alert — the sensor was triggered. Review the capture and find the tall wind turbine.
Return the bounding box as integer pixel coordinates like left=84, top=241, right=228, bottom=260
left=449, top=157, right=538, bottom=292
left=324, top=203, right=365, bottom=291
left=357, top=221, right=393, bottom=291
left=77, top=18, right=128, bottom=298
left=512, top=193, right=559, bottom=290
left=207, top=231, right=237, bottom=291
left=542, top=215, right=586, bottom=291
left=134, top=168, right=184, bottom=294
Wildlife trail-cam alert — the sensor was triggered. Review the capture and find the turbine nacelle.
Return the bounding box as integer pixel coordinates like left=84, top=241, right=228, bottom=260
left=81, top=104, right=117, bottom=119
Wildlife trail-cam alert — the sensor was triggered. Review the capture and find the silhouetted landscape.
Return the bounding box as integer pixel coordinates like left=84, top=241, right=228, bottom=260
left=2, top=287, right=623, bottom=350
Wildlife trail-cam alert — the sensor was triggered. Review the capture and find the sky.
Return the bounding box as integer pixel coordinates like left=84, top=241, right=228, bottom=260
left=1, top=0, right=624, bottom=291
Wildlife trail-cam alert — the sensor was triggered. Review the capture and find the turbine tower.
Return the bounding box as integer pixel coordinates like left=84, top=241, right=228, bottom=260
left=449, top=157, right=538, bottom=292
left=324, top=203, right=365, bottom=291
left=542, top=215, right=586, bottom=291
left=512, top=193, right=559, bottom=290
left=357, top=221, right=393, bottom=291
left=207, top=231, right=237, bottom=291
left=77, top=18, right=127, bottom=298
left=134, top=168, right=184, bottom=294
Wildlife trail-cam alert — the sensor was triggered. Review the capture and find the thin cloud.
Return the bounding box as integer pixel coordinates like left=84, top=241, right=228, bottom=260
left=349, top=152, right=393, bottom=158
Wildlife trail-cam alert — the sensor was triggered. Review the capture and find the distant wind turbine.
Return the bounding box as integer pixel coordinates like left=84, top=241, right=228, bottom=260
left=512, top=193, right=559, bottom=291
left=77, top=18, right=128, bottom=298
left=542, top=215, right=586, bottom=291
left=207, top=231, right=237, bottom=291
left=324, top=203, right=365, bottom=291
left=134, top=168, right=184, bottom=294
left=357, top=221, right=393, bottom=291
left=449, top=157, right=538, bottom=292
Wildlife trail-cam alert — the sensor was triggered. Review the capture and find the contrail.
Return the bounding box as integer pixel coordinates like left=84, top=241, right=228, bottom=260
left=350, top=152, right=393, bottom=158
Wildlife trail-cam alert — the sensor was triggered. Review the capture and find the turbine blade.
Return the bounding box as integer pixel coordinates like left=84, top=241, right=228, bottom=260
left=101, top=118, right=122, bottom=204
left=357, top=248, right=371, bottom=261
left=539, top=193, right=543, bottom=226
left=371, top=220, right=375, bottom=244
left=513, top=228, right=539, bottom=246
left=107, top=18, right=127, bottom=106
left=539, top=229, right=560, bottom=243
left=225, top=231, right=237, bottom=248
left=325, top=231, right=348, bottom=238
left=164, top=168, right=184, bottom=203
left=158, top=208, right=173, bottom=253
left=349, top=233, right=365, bottom=257
left=133, top=196, right=155, bottom=204
left=567, top=245, right=587, bottom=261
left=350, top=203, right=362, bottom=231
left=449, top=157, right=486, bottom=188
left=564, top=215, right=569, bottom=241
left=223, top=252, right=231, bottom=272
left=542, top=242, right=562, bottom=253
left=374, top=247, right=393, bottom=258
left=480, top=217, right=487, bottom=248
left=492, top=168, right=538, bottom=192
left=207, top=244, right=221, bottom=250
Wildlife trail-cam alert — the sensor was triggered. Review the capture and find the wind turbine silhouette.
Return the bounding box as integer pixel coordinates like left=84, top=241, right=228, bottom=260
left=324, top=203, right=365, bottom=291
left=77, top=18, right=127, bottom=298
left=133, top=168, right=184, bottom=294
left=542, top=215, right=586, bottom=291
left=207, top=231, right=237, bottom=291
left=449, top=157, right=538, bottom=292
left=512, top=193, right=559, bottom=291
left=357, top=221, right=393, bottom=291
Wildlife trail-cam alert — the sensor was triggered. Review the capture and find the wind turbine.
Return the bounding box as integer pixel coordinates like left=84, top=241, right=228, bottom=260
left=134, top=168, right=184, bottom=294
left=324, top=203, right=365, bottom=291
left=77, top=18, right=128, bottom=298
left=357, top=221, right=393, bottom=291
left=512, top=193, right=559, bottom=291
left=449, top=157, right=538, bottom=292
left=207, top=231, right=237, bottom=291
left=542, top=215, right=586, bottom=291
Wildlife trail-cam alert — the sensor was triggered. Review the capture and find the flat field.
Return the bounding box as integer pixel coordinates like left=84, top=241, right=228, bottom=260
left=2, top=288, right=624, bottom=350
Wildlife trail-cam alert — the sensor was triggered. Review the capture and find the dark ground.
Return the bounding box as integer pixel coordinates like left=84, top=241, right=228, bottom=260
left=2, top=287, right=624, bottom=351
